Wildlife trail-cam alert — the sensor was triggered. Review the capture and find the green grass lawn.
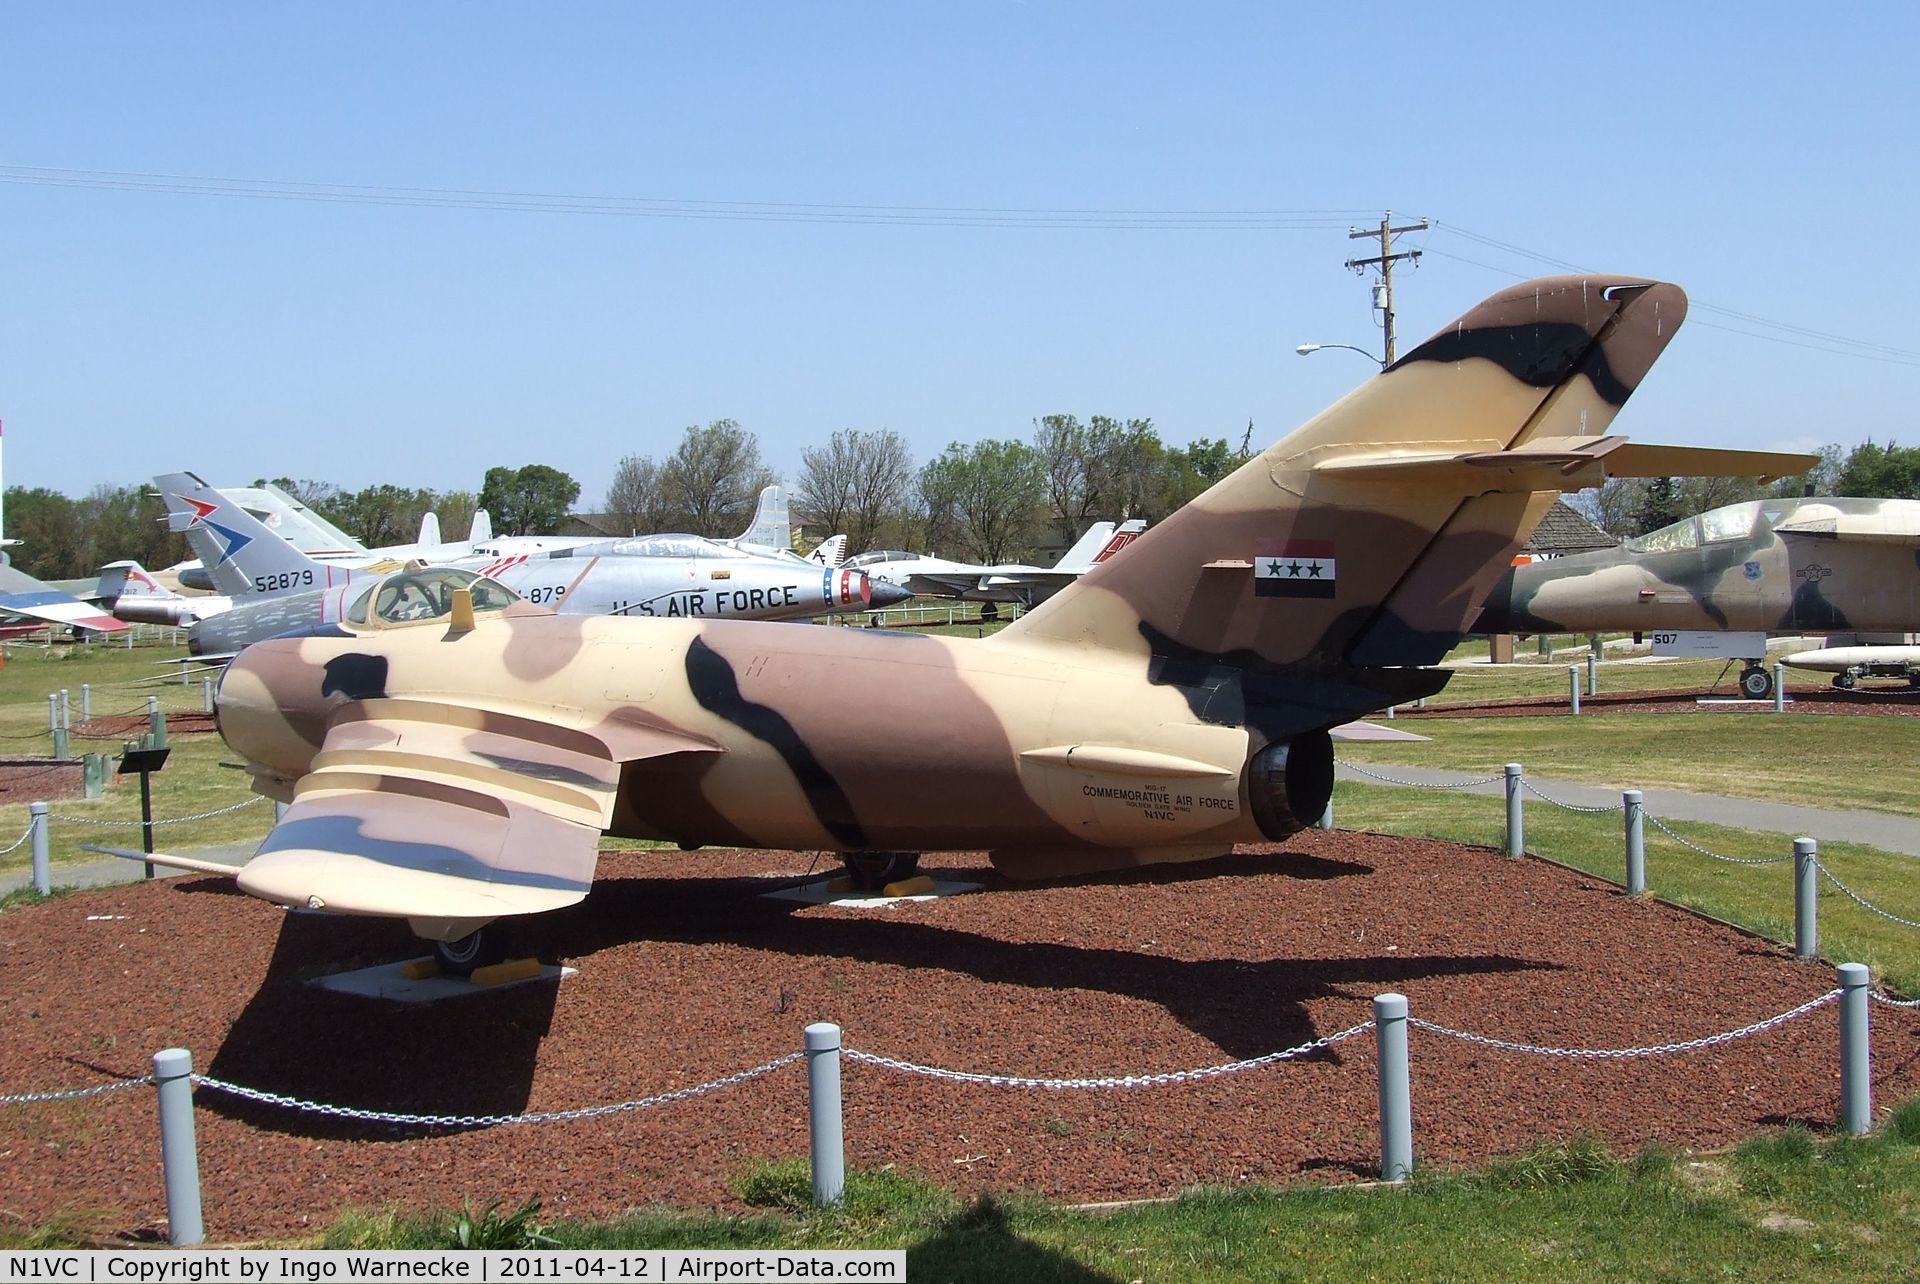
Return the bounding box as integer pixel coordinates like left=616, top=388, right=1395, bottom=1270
left=305, top=1119, right=1920, bottom=1280
left=0, top=637, right=273, bottom=870
left=1331, top=780, right=1920, bottom=994
left=1340, top=713, right=1920, bottom=817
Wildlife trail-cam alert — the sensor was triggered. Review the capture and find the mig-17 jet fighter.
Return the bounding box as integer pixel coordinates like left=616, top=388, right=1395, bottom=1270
left=187, top=275, right=1815, bottom=972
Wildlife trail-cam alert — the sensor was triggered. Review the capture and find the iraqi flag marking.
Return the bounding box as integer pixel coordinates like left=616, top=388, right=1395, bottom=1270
left=1254, top=540, right=1337, bottom=599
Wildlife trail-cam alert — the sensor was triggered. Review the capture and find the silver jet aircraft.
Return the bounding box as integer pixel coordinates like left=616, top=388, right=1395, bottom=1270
left=156, top=473, right=909, bottom=656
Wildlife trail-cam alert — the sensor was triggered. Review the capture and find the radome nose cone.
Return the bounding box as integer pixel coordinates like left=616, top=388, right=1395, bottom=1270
left=868, top=579, right=915, bottom=608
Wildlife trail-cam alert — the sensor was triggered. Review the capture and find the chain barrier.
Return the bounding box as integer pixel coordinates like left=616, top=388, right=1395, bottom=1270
left=0, top=1076, right=152, bottom=1106
left=1519, top=779, right=1625, bottom=814
left=843, top=1021, right=1374, bottom=1090
left=1336, top=761, right=1505, bottom=790
left=191, top=1052, right=803, bottom=1128
left=0, top=819, right=37, bottom=857
left=1871, top=992, right=1920, bottom=1009
left=1644, top=814, right=1795, bottom=866
left=1813, top=860, right=1920, bottom=931
left=49, top=795, right=268, bottom=827
left=1409, top=990, right=1841, bottom=1059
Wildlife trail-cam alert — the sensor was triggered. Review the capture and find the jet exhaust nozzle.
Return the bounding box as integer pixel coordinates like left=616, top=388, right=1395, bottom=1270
left=1244, top=729, right=1335, bottom=840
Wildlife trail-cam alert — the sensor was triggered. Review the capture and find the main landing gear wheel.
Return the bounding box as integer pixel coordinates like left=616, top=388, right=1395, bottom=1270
left=842, top=851, right=921, bottom=890
left=1833, top=672, right=1857, bottom=691
left=1739, top=665, right=1774, bottom=699
left=431, top=927, right=508, bottom=978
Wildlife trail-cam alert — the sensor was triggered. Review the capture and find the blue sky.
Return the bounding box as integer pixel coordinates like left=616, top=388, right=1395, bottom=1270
left=3, top=3, right=1916, bottom=506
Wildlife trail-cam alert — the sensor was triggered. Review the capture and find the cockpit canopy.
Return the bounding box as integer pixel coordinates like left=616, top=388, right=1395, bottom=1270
left=844, top=550, right=916, bottom=568
left=345, top=567, right=519, bottom=628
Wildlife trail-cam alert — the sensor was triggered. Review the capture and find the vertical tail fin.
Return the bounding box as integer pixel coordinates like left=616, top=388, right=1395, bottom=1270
left=155, top=472, right=367, bottom=599
left=734, top=485, right=792, bottom=552
left=998, top=276, right=1695, bottom=671
left=417, top=511, right=443, bottom=547
left=1051, top=522, right=1118, bottom=573
left=469, top=509, right=494, bottom=543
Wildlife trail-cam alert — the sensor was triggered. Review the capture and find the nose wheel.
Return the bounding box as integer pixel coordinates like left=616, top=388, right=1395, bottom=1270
left=841, top=851, right=921, bottom=890
left=1738, top=665, right=1774, bottom=699
left=430, top=926, right=508, bottom=977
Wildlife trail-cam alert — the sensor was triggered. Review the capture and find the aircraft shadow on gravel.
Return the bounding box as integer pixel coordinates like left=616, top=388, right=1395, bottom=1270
left=192, top=852, right=1547, bottom=1140
left=201, top=904, right=557, bottom=1139
left=518, top=864, right=1555, bottom=1063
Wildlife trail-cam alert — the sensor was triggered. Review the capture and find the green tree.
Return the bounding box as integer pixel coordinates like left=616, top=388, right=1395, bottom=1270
left=1631, top=477, right=1684, bottom=536
left=332, top=484, right=437, bottom=548
left=797, top=428, right=913, bottom=555
left=918, top=439, right=1045, bottom=563
left=1159, top=437, right=1240, bottom=514
left=479, top=465, right=582, bottom=536
left=1835, top=439, right=1920, bottom=498
left=1033, top=415, right=1165, bottom=540
left=659, top=420, right=776, bottom=537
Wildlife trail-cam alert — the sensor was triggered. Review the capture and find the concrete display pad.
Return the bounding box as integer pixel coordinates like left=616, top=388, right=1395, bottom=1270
left=762, top=875, right=983, bottom=908
left=310, top=958, right=575, bottom=1003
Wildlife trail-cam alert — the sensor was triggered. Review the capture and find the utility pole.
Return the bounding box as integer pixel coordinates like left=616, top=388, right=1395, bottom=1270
left=1345, top=212, right=1428, bottom=365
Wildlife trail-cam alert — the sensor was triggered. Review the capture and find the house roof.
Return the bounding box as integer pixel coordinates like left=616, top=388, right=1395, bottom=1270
left=1526, top=499, right=1616, bottom=553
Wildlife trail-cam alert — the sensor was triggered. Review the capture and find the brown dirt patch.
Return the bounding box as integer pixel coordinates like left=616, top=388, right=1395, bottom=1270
left=2, top=835, right=1915, bottom=1243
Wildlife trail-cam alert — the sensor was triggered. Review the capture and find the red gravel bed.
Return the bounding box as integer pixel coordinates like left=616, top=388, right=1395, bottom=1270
left=2, top=836, right=1916, bottom=1243
left=1409, top=685, right=1920, bottom=718
left=73, top=711, right=219, bottom=740
left=0, top=759, right=86, bottom=803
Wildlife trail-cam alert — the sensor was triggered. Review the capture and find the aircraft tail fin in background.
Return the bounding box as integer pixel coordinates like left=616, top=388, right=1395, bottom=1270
left=999, top=276, right=1811, bottom=687
left=155, top=472, right=370, bottom=599
left=96, top=561, right=176, bottom=602
left=808, top=534, right=848, bottom=567
left=417, top=511, right=442, bottom=547
left=1050, top=522, right=1117, bottom=574
left=734, top=485, right=792, bottom=552
left=469, top=509, right=493, bottom=543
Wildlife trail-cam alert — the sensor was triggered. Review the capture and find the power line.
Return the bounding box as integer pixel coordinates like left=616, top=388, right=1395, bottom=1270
left=0, top=164, right=1377, bottom=230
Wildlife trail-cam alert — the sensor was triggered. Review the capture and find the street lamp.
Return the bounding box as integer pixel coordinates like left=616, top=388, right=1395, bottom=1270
left=1295, top=343, right=1387, bottom=369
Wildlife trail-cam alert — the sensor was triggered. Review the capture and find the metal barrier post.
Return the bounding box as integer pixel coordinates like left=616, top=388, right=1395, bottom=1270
left=148, top=696, right=167, bottom=749
left=51, top=725, right=68, bottom=760
left=81, top=683, right=91, bottom=721
left=1386, top=705, right=1395, bottom=719
left=805, top=1022, right=845, bottom=1206
left=1318, top=796, right=1334, bottom=831
left=29, top=801, right=50, bottom=896
left=1504, top=763, right=1524, bottom=858
left=274, top=801, right=290, bottom=822
left=46, top=692, right=58, bottom=736
left=60, top=688, right=70, bottom=729
left=152, top=1048, right=204, bottom=1246
left=1569, top=666, right=1581, bottom=715
left=1587, top=652, right=1598, bottom=696
left=1774, top=664, right=1787, bottom=714
left=1794, top=837, right=1818, bottom=961
left=1838, top=963, right=1871, bottom=1136
left=202, top=678, right=214, bottom=713
left=1374, top=993, right=1412, bottom=1181
left=1624, top=789, right=1645, bottom=895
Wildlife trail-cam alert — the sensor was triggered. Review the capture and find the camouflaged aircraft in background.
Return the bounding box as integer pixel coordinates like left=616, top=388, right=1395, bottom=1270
left=137, top=275, right=1817, bottom=973
left=1474, top=496, right=1920, bottom=697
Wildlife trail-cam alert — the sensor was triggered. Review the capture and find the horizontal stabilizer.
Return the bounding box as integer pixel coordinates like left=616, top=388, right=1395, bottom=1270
left=1316, top=437, right=1818, bottom=490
